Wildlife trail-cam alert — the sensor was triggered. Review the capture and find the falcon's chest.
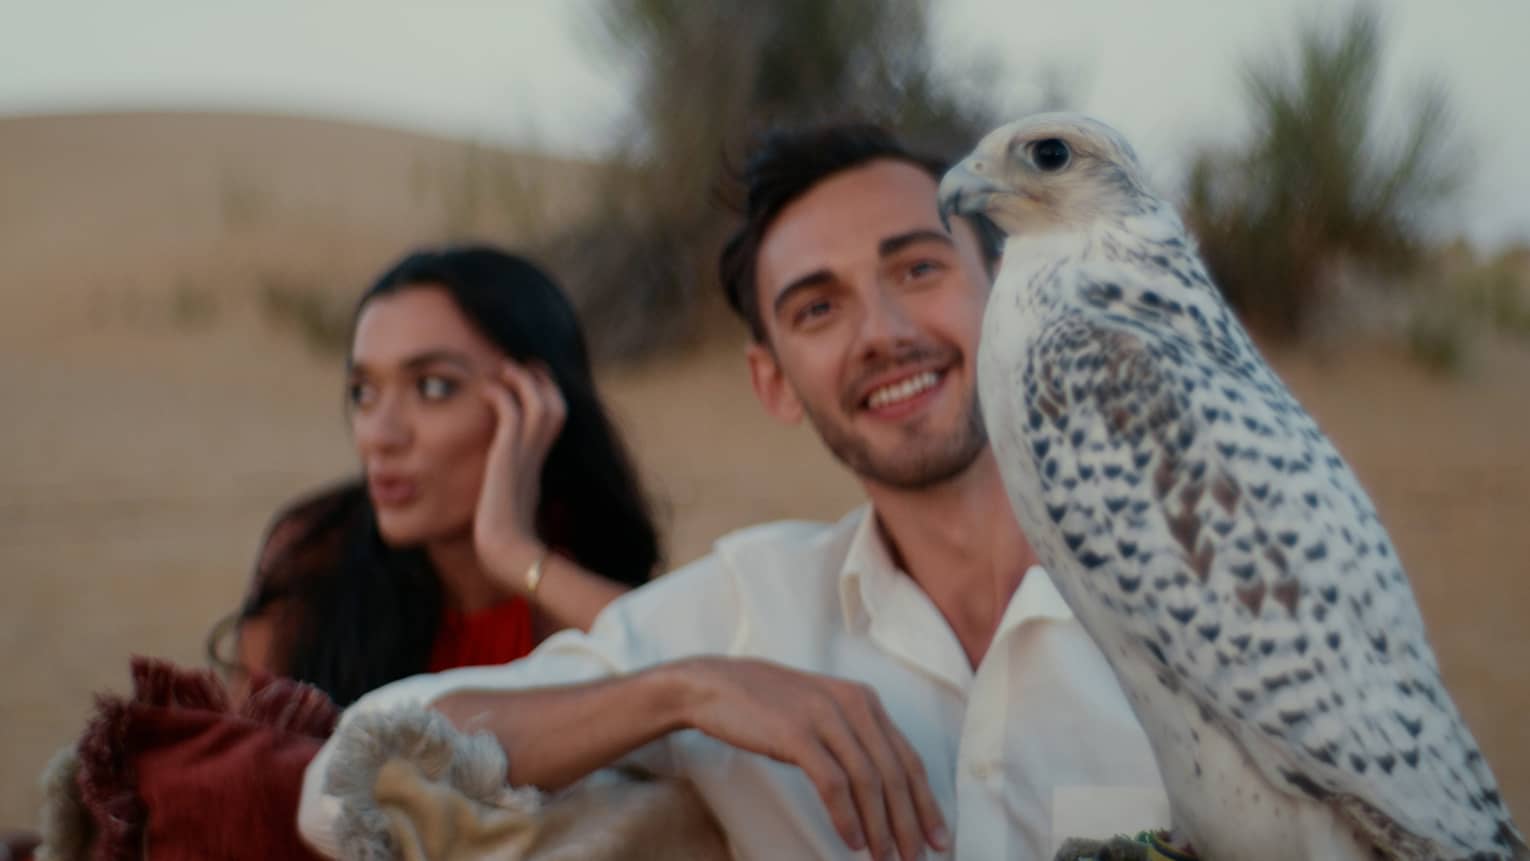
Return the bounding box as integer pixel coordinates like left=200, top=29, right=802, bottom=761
left=976, top=259, right=1072, bottom=554
left=1102, top=641, right=1376, bottom=861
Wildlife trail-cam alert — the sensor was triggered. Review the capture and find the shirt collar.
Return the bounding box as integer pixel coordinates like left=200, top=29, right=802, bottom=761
left=999, top=564, right=1075, bottom=630
left=837, top=505, right=893, bottom=631
left=837, top=504, right=1075, bottom=633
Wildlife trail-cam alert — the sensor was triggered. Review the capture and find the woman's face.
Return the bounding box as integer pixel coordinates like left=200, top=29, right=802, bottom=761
left=347, top=285, right=500, bottom=547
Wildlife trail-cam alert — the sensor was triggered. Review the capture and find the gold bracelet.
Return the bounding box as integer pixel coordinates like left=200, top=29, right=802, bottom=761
left=524, top=547, right=551, bottom=595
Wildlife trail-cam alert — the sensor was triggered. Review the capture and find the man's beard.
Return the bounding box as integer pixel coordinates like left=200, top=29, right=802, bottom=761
left=802, top=385, right=988, bottom=491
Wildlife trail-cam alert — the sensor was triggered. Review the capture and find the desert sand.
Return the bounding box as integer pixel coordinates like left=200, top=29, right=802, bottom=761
left=2, top=113, right=1526, bottom=832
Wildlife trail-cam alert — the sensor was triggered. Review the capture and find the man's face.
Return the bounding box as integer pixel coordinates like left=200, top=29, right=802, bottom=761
left=748, top=159, right=993, bottom=491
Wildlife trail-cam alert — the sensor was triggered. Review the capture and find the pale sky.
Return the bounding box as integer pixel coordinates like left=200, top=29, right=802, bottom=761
left=3, top=0, right=1526, bottom=248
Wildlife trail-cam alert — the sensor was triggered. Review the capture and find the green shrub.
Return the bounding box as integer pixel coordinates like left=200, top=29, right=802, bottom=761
left=255, top=273, right=352, bottom=355
left=548, top=0, right=1004, bottom=360
left=1184, top=5, right=1464, bottom=339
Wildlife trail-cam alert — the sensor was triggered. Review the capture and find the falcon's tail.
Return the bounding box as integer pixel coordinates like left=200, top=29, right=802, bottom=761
left=1505, top=819, right=1529, bottom=861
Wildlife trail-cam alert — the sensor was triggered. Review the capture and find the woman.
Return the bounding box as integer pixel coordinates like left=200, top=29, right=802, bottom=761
left=15, top=246, right=656, bottom=861
left=228, top=246, right=660, bottom=706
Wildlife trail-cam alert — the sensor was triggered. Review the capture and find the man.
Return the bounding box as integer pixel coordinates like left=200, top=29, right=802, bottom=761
left=299, top=125, right=1167, bottom=860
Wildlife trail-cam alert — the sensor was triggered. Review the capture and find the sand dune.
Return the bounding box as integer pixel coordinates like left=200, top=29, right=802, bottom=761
left=2, top=112, right=1526, bottom=834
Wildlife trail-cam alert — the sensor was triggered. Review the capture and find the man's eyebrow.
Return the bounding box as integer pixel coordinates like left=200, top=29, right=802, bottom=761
left=767, top=229, right=955, bottom=320
left=879, top=229, right=955, bottom=257
left=771, top=269, right=834, bottom=318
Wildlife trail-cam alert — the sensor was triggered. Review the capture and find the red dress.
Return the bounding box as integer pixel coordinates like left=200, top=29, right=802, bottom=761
left=426, top=596, right=537, bottom=672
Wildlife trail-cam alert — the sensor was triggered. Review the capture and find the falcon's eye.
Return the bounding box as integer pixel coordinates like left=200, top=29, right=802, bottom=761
left=1031, top=138, right=1071, bottom=172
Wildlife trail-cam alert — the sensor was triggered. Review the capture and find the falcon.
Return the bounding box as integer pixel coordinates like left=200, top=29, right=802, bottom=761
left=937, top=112, right=1526, bottom=860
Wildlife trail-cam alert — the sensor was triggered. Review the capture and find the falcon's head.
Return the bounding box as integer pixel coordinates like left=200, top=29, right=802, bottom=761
left=938, top=113, right=1153, bottom=238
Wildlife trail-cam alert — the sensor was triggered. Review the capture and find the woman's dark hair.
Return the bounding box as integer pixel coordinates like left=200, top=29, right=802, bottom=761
left=234, top=246, right=661, bottom=705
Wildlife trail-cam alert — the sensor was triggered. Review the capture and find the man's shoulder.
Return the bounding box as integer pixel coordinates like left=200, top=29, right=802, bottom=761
left=711, top=513, right=856, bottom=562
left=641, top=509, right=863, bottom=590
left=605, top=509, right=867, bottom=641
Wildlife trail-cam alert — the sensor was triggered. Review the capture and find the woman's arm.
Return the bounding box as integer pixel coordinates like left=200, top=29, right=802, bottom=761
left=473, top=360, right=634, bottom=632
left=235, top=615, right=279, bottom=676
left=224, top=612, right=281, bottom=703
left=483, top=542, right=630, bottom=634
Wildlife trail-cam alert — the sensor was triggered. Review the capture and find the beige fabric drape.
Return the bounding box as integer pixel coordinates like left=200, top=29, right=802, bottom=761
left=325, top=706, right=730, bottom=860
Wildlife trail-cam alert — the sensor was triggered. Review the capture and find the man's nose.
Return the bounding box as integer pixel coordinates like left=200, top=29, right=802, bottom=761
left=855, top=287, right=919, bottom=360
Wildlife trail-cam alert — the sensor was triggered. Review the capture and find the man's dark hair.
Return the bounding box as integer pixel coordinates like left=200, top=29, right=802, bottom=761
left=719, top=123, right=978, bottom=343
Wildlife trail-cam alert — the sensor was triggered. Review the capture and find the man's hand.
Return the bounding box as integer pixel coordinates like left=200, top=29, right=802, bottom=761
left=671, top=657, right=950, bottom=861
left=434, top=657, right=952, bottom=860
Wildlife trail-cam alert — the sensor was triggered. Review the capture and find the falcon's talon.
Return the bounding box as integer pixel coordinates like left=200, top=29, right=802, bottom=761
left=1053, top=834, right=1152, bottom=861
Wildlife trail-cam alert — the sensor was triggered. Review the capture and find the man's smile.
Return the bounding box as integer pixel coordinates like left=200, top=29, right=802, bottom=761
left=855, top=364, right=952, bottom=421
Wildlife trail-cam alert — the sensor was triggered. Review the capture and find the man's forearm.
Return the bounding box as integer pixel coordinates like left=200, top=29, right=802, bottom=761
left=432, top=662, right=692, bottom=790
left=429, top=655, right=951, bottom=861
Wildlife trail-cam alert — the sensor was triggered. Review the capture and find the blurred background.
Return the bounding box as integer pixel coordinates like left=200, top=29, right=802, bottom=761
left=2, top=0, right=1527, bottom=830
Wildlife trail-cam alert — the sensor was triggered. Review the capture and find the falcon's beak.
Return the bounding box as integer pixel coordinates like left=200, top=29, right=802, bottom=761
left=938, top=158, right=1003, bottom=235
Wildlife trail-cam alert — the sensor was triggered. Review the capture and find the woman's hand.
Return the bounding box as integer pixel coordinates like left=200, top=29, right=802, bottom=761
left=473, top=360, right=566, bottom=592
left=473, top=359, right=632, bottom=631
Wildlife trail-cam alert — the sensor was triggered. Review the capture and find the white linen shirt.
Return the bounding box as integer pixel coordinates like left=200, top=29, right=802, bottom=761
left=299, top=506, right=1169, bottom=859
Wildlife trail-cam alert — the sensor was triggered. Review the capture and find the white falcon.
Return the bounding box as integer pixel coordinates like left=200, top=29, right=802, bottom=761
left=938, top=112, right=1527, bottom=861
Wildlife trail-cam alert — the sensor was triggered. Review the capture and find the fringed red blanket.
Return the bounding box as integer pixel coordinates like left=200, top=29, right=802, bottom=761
left=69, top=656, right=338, bottom=860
